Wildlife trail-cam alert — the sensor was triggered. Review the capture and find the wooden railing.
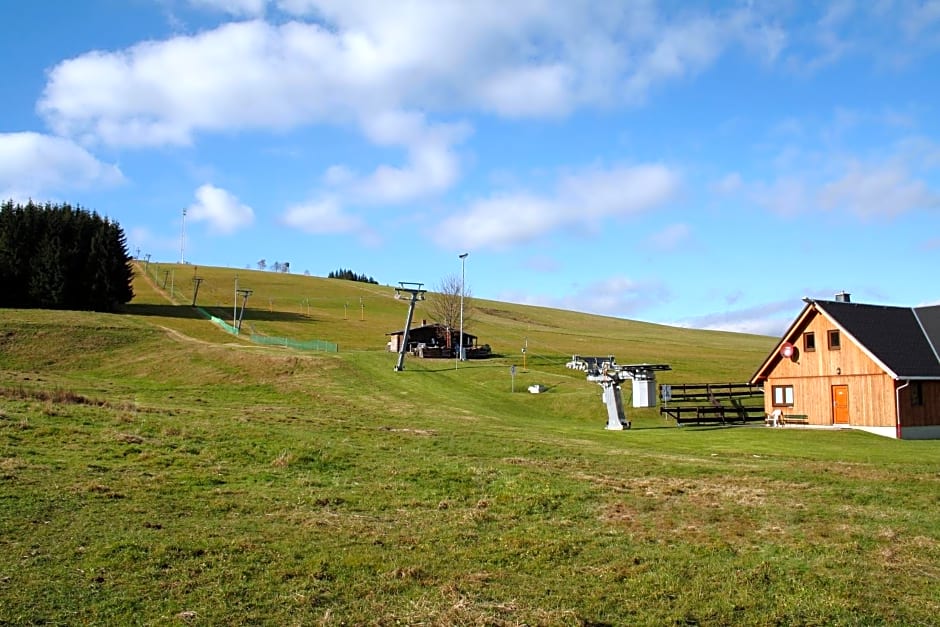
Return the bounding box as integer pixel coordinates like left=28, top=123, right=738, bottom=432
left=659, top=383, right=765, bottom=425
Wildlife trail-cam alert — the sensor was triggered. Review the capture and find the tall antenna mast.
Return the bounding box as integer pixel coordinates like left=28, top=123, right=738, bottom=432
left=179, top=208, right=187, bottom=264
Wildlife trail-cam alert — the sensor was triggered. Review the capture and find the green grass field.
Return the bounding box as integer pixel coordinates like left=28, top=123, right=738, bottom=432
left=1, top=264, right=938, bottom=625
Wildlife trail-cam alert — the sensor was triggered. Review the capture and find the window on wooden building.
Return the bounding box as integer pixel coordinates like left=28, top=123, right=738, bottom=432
left=772, top=385, right=794, bottom=407
left=803, top=332, right=815, bottom=352
left=911, top=382, right=923, bottom=407
left=827, top=330, right=841, bottom=350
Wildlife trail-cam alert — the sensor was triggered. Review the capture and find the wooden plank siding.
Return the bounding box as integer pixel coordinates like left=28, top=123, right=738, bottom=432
left=763, top=374, right=896, bottom=427
left=899, top=381, right=940, bottom=428
left=762, top=309, right=898, bottom=427
left=776, top=312, right=886, bottom=379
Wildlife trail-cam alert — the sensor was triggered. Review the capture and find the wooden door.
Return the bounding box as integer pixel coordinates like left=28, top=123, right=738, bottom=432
left=832, top=385, right=849, bottom=424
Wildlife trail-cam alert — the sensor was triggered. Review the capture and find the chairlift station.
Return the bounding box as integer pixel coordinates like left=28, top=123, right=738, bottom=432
left=566, top=356, right=671, bottom=430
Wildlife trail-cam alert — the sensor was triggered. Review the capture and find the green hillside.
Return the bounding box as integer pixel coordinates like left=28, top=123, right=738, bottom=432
left=1, top=264, right=938, bottom=625
left=134, top=261, right=773, bottom=381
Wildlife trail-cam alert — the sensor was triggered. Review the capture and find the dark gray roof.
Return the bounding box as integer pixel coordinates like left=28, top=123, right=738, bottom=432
left=915, top=305, right=940, bottom=359
left=387, top=323, right=476, bottom=338
left=815, top=300, right=940, bottom=378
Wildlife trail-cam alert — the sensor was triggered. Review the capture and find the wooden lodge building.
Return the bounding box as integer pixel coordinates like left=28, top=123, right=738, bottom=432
left=386, top=321, right=487, bottom=359
left=750, top=293, right=940, bottom=439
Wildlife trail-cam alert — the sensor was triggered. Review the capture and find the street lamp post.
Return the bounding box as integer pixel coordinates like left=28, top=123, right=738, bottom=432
left=457, top=252, right=469, bottom=367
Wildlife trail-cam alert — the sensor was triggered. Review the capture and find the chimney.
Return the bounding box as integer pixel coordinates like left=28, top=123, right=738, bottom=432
left=835, top=291, right=851, bottom=303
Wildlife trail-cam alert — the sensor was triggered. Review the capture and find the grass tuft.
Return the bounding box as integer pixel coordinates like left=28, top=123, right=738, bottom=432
left=271, top=450, right=293, bottom=467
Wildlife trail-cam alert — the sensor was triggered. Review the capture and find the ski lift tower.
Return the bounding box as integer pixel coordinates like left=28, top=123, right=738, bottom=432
left=235, top=288, right=253, bottom=333
left=566, top=356, right=671, bottom=430
left=393, top=282, right=426, bottom=371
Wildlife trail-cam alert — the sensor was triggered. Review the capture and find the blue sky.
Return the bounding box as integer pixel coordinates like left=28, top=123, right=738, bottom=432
left=2, top=0, right=939, bottom=336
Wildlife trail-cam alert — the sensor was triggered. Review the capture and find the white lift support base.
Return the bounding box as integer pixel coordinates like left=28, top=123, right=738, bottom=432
left=566, top=356, right=671, bottom=430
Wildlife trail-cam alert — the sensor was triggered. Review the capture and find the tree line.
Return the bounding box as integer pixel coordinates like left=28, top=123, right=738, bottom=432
left=256, top=259, right=291, bottom=273
left=327, top=268, right=378, bottom=284
left=0, top=200, right=134, bottom=311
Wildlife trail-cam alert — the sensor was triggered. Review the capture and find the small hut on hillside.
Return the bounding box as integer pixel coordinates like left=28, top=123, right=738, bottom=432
left=385, top=321, right=488, bottom=358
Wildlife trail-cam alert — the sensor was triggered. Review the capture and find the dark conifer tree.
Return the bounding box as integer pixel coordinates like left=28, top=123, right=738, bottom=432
left=327, top=267, right=378, bottom=284
left=0, top=200, right=134, bottom=311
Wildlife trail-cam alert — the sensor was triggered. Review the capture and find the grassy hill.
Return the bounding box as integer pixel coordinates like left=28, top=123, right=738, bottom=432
left=1, top=264, right=938, bottom=625
left=134, top=261, right=772, bottom=379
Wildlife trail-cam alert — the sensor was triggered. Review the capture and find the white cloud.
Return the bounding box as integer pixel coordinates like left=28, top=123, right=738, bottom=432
left=819, top=162, right=939, bottom=217
left=0, top=132, right=123, bottom=200
left=323, top=165, right=354, bottom=186
left=674, top=300, right=795, bottom=336
left=39, top=21, right=342, bottom=147
left=751, top=176, right=813, bottom=217
left=126, top=226, right=180, bottom=258
left=901, top=0, right=940, bottom=37
left=187, top=184, right=255, bottom=234
left=648, top=223, right=691, bottom=251
left=896, top=136, right=940, bottom=168
left=35, top=2, right=940, bottom=152
left=569, top=276, right=670, bottom=318
left=712, top=172, right=743, bottom=195
left=746, top=153, right=939, bottom=219
left=524, top=255, right=562, bottom=273
left=281, top=197, right=364, bottom=234
left=499, top=275, right=670, bottom=318
left=435, top=163, right=680, bottom=250
left=626, top=17, right=725, bottom=98
left=38, top=5, right=793, bottom=149
left=435, top=193, right=555, bottom=250
left=478, top=64, right=575, bottom=117
left=189, top=0, right=268, bottom=16
left=776, top=1, right=940, bottom=71
left=31, top=2, right=814, bottom=219
left=333, top=111, right=471, bottom=204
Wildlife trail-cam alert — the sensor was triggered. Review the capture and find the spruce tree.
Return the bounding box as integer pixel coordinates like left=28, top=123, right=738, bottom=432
left=0, top=200, right=134, bottom=311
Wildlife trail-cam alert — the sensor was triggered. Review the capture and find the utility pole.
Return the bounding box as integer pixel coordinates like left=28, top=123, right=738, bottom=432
left=235, top=288, right=253, bottom=332
left=192, top=276, right=203, bottom=306
left=457, top=252, right=469, bottom=368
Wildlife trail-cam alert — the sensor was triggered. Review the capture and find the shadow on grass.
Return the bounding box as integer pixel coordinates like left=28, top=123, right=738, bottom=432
left=630, top=425, right=679, bottom=430
left=124, top=303, right=312, bottom=323
left=404, top=358, right=574, bottom=371
left=395, top=360, right=507, bottom=373
left=675, top=423, right=755, bottom=431
left=401, top=361, right=575, bottom=376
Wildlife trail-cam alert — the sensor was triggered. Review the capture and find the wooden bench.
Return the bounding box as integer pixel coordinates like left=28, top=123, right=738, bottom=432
left=782, top=414, right=809, bottom=425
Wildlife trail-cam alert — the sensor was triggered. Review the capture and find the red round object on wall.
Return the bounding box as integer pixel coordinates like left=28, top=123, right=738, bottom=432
left=780, top=342, right=795, bottom=358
